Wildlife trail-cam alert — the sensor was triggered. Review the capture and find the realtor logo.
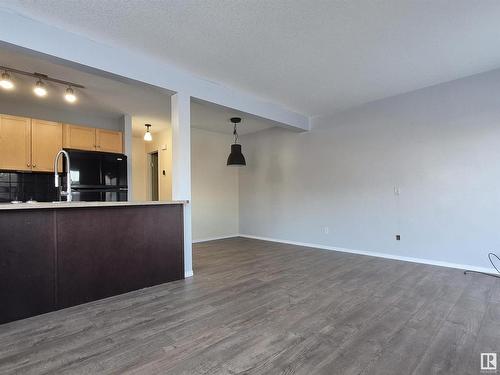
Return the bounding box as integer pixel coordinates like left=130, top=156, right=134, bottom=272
left=482, top=353, right=497, bottom=372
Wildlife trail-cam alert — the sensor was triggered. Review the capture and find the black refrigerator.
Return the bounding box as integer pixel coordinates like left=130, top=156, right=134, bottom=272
left=62, top=149, right=128, bottom=202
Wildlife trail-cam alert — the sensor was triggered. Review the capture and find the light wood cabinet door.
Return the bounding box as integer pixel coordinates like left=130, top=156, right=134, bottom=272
left=96, top=129, right=123, bottom=153
left=0, top=115, right=31, bottom=171
left=63, top=124, right=96, bottom=151
left=31, top=119, right=63, bottom=172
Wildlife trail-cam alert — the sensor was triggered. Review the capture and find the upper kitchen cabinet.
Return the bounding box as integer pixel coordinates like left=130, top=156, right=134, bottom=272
left=62, top=124, right=97, bottom=151
left=0, top=115, right=31, bottom=171
left=96, top=129, right=123, bottom=153
left=63, top=124, right=123, bottom=153
left=31, top=119, right=63, bottom=172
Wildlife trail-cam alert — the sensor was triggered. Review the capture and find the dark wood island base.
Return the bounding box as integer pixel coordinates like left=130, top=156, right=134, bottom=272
left=0, top=202, right=184, bottom=324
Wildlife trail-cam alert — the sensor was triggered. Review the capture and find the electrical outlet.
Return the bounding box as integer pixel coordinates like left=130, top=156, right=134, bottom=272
left=394, top=186, right=400, bottom=196
left=396, top=234, right=401, bottom=241
left=323, top=226, right=329, bottom=235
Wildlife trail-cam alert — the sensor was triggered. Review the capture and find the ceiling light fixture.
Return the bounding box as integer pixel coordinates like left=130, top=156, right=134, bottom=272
left=227, top=117, right=246, bottom=166
left=33, top=79, right=47, bottom=97
left=144, top=124, right=153, bottom=141
left=64, top=86, right=77, bottom=103
left=0, top=71, right=14, bottom=90
left=0, top=65, right=84, bottom=103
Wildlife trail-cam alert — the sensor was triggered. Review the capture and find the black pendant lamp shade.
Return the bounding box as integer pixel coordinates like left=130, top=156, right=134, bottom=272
left=227, top=117, right=246, bottom=166
left=227, top=144, right=246, bottom=166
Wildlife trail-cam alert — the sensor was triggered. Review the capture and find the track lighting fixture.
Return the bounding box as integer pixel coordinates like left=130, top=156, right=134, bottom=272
left=64, top=86, right=77, bottom=103
left=0, top=65, right=84, bottom=103
left=144, top=124, right=153, bottom=142
left=0, top=71, right=14, bottom=90
left=33, top=79, right=47, bottom=97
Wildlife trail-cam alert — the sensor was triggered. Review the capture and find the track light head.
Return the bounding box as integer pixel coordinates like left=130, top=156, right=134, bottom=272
left=0, top=71, right=14, bottom=90
left=33, top=79, right=47, bottom=97
left=64, top=86, right=77, bottom=103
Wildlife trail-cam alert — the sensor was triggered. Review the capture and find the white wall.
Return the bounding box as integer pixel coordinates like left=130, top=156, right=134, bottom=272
left=239, top=69, right=500, bottom=271
left=191, top=128, right=239, bottom=242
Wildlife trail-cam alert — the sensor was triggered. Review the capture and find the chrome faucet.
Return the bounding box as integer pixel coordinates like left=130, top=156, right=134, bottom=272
left=54, top=150, right=72, bottom=202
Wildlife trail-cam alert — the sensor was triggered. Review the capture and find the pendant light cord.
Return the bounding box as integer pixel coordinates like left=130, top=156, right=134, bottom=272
left=233, top=123, right=239, bottom=144
left=464, top=252, right=500, bottom=279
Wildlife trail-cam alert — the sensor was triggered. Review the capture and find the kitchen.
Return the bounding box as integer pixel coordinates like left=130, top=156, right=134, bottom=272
left=0, top=116, right=126, bottom=203
left=0, top=44, right=186, bottom=324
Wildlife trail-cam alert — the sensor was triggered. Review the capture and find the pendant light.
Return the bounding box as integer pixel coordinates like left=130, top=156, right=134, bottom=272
left=227, top=117, right=246, bottom=166
left=144, top=124, right=153, bottom=141
left=0, top=71, right=14, bottom=90
left=33, top=79, right=47, bottom=97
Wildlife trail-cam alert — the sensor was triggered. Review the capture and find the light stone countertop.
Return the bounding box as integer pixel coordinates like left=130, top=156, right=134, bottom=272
left=0, top=200, right=188, bottom=210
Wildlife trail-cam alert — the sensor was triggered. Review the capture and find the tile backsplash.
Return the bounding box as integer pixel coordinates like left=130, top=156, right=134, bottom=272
left=0, top=172, right=58, bottom=203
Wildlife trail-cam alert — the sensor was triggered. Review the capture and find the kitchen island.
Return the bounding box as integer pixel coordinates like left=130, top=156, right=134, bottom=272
left=0, top=201, right=186, bottom=324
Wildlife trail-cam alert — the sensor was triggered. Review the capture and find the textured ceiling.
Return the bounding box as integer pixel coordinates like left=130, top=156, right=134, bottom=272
left=4, top=0, right=500, bottom=117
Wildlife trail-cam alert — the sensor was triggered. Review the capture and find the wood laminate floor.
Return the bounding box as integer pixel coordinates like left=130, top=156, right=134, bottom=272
left=0, top=237, right=499, bottom=374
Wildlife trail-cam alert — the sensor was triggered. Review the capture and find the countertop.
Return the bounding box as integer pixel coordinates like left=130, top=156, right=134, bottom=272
left=0, top=200, right=188, bottom=210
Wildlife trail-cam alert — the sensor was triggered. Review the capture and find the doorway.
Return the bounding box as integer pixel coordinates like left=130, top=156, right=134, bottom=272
left=150, top=151, right=159, bottom=201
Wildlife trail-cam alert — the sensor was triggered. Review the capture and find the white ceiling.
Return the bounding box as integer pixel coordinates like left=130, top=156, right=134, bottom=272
left=191, top=100, right=275, bottom=135
left=4, top=1, right=500, bottom=117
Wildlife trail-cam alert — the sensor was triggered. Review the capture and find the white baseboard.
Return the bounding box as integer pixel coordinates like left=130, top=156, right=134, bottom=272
left=192, top=234, right=239, bottom=244
left=239, top=234, right=496, bottom=275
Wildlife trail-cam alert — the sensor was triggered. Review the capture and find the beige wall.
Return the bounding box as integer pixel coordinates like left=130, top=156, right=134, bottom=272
left=131, top=136, right=147, bottom=201
left=131, top=128, right=172, bottom=201
left=191, top=128, right=239, bottom=241
left=145, top=128, right=172, bottom=201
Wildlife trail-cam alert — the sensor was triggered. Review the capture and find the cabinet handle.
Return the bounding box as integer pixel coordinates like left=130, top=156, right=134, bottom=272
left=32, top=163, right=36, bottom=168
left=27, top=163, right=30, bottom=167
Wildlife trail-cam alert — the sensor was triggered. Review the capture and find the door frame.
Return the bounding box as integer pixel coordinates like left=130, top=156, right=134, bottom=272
left=147, top=151, right=160, bottom=201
